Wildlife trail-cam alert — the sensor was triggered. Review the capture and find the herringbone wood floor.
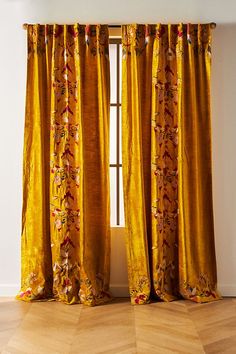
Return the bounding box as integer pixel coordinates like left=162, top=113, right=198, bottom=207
left=0, top=297, right=235, bottom=354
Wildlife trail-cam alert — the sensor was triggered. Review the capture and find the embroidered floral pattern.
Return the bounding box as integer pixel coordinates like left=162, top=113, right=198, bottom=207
left=79, top=277, right=112, bottom=306
left=27, top=24, right=109, bottom=58
left=51, top=164, right=80, bottom=188
left=51, top=123, right=79, bottom=145
left=18, top=24, right=111, bottom=306
left=18, top=272, right=53, bottom=301
left=122, top=24, right=218, bottom=304
left=122, top=24, right=211, bottom=60
left=48, top=25, right=109, bottom=304
left=151, top=25, right=179, bottom=299
left=130, top=276, right=150, bottom=305
left=48, top=28, right=81, bottom=302
left=51, top=208, right=80, bottom=231
left=181, top=273, right=219, bottom=303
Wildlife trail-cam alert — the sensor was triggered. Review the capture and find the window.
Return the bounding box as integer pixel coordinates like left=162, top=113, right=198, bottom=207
left=109, top=38, right=124, bottom=226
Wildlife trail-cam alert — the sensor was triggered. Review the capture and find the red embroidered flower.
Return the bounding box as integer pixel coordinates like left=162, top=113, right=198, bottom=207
left=135, top=294, right=146, bottom=304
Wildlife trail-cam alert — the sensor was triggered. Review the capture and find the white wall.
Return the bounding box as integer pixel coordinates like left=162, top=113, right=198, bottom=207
left=212, top=24, right=236, bottom=296
left=0, top=0, right=26, bottom=294
left=0, top=0, right=235, bottom=296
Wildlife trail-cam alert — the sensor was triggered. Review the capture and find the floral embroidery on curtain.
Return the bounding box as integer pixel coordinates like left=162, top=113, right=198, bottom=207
left=122, top=24, right=220, bottom=304
left=17, top=24, right=111, bottom=306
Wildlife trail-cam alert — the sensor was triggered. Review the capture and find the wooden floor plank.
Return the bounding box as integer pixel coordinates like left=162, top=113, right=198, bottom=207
left=0, top=298, right=31, bottom=352
left=0, top=297, right=235, bottom=353
left=69, top=299, right=136, bottom=354
left=134, top=301, right=204, bottom=354
left=2, top=301, right=82, bottom=354
left=186, top=298, right=236, bottom=353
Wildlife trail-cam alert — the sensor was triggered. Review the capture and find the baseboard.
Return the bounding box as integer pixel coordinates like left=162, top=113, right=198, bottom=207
left=0, top=283, right=235, bottom=298
left=0, top=284, right=19, bottom=297
left=110, top=284, right=129, bottom=297
left=218, top=284, right=236, bottom=297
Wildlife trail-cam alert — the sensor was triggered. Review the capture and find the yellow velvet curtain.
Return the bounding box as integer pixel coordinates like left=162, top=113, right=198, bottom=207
left=122, top=24, right=221, bottom=304
left=17, top=24, right=111, bottom=305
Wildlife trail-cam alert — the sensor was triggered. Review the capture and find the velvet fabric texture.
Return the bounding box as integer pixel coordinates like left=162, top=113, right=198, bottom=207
left=18, top=22, right=220, bottom=307
left=17, top=24, right=111, bottom=305
left=122, top=24, right=221, bottom=304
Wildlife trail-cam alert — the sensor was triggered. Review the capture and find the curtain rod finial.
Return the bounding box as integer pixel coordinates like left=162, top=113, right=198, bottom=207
left=210, top=22, right=216, bottom=29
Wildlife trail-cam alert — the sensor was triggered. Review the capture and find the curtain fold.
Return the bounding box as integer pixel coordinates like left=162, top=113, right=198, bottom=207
left=17, top=24, right=111, bottom=306
left=122, top=23, right=221, bottom=304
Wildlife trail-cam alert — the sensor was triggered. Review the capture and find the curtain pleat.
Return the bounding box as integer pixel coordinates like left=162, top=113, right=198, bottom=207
left=17, top=24, right=111, bottom=306
left=177, top=24, right=219, bottom=302
left=122, top=23, right=221, bottom=304
left=122, top=25, right=152, bottom=304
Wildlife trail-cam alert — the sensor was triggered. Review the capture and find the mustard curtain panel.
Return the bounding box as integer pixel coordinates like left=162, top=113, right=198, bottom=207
left=122, top=24, right=221, bottom=304
left=17, top=24, right=110, bottom=306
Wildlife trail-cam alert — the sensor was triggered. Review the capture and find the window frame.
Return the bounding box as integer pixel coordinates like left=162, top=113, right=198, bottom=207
left=109, top=38, right=122, bottom=226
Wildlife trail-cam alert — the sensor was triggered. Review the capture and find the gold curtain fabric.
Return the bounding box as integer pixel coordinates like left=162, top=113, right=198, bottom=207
left=122, top=24, right=221, bottom=304
left=17, top=24, right=111, bottom=305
